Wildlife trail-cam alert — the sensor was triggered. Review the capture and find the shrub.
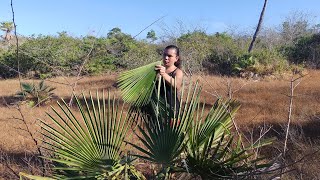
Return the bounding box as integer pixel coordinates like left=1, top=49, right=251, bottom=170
left=231, top=54, right=256, bottom=74
left=16, top=80, right=56, bottom=107
left=118, top=42, right=160, bottom=69
left=203, top=33, right=248, bottom=75
left=178, top=31, right=215, bottom=73
left=282, top=33, right=320, bottom=68
left=251, top=49, right=290, bottom=75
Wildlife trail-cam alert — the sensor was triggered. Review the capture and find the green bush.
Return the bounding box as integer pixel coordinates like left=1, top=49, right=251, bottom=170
left=231, top=54, right=256, bottom=74
left=0, top=50, right=36, bottom=78
left=15, top=80, right=56, bottom=107
left=178, top=31, right=215, bottom=72
left=85, top=55, right=116, bottom=74
left=251, top=49, right=290, bottom=75
left=203, top=33, right=248, bottom=75
left=120, top=42, right=160, bottom=69
left=282, top=33, right=320, bottom=68
left=0, top=26, right=318, bottom=78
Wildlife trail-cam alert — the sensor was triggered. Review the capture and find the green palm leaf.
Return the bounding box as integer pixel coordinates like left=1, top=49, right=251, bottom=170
left=21, top=82, right=35, bottom=94
left=39, top=91, right=139, bottom=179
left=117, top=61, right=161, bottom=107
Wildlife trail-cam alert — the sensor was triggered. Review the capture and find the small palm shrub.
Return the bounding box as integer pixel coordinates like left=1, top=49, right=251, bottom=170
left=185, top=99, right=275, bottom=179
left=232, top=54, right=256, bottom=74
left=129, top=84, right=275, bottom=179
left=22, top=91, right=145, bottom=179
left=16, top=80, right=56, bottom=107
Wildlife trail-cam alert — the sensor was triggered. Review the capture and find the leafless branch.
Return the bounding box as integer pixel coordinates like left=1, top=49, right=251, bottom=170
left=68, top=41, right=96, bottom=106
left=133, top=15, right=167, bottom=39
left=283, top=75, right=304, bottom=156
left=10, top=0, right=23, bottom=92
left=248, top=0, right=268, bottom=52
left=281, top=74, right=305, bottom=177
left=13, top=104, right=45, bottom=175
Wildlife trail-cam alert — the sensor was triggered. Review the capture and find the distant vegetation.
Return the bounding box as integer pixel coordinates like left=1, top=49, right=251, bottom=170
left=0, top=12, right=319, bottom=79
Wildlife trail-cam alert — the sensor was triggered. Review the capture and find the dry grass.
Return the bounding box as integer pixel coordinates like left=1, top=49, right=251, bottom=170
left=1, top=70, right=320, bottom=179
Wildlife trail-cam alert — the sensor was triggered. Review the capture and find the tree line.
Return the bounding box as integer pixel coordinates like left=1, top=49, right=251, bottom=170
left=0, top=12, right=319, bottom=79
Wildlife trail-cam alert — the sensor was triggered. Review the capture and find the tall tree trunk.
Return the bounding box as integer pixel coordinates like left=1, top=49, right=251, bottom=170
left=248, top=0, right=268, bottom=53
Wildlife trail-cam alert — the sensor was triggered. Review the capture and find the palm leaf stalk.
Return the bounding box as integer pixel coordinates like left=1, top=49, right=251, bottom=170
left=36, top=91, right=144, bottom=179
left=185, top=99, right=274, bottom=179
left=117, top=61, right=161, bottom=107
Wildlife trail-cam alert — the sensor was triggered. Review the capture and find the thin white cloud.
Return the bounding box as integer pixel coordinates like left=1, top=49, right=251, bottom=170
left=210, top=21, right=228, bottom=32
left=200, top=20, right=228, bottom=33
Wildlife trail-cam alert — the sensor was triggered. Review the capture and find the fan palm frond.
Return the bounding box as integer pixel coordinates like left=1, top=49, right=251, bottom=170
left=185, top=99, right=274, bottom=179
left=117, top=61, right=161, bottom=107
left=39, top=91, right=143, bottom=179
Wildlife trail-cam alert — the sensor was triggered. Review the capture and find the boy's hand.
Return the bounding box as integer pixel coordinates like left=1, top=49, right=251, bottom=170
left=155, top=65, right=166, bottom=76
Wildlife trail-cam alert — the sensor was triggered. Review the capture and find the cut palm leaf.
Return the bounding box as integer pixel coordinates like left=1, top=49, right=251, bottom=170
left=117, top=61, right=161, bottom=107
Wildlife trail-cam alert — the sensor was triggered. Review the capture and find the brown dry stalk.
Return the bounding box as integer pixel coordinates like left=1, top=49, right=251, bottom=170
left=283, top=75, right=304, bottom=156
left=14, top=104, right=45, bottom=175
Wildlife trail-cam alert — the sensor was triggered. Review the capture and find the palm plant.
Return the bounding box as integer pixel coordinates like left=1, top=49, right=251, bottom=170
left=185, top=99, right=274, bottom=179
left=16, top=80, right=56, bottom=107
left=127, top=80, right=202, bottom=178
left=0, top=21, right=14, bottom=41
left=37, top=91, right=144, bottom=179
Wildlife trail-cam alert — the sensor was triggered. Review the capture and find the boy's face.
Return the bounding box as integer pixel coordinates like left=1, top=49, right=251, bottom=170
left=162, top=48, right=178, bottom=67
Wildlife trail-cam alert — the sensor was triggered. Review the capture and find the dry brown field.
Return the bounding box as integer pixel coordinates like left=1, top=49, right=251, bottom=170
left=0, top=70, right=320, bottom=179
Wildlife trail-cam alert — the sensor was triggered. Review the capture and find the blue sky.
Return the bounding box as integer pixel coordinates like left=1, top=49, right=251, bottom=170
left=0, top=0, right=319, bottom=39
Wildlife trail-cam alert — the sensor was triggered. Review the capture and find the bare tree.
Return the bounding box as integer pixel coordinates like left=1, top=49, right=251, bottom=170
left=248, top=0, right=268, bottom=53
left=280, top=11, right=313, bottom=45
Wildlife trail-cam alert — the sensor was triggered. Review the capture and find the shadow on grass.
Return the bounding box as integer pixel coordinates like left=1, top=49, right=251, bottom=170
left=243, top=116, right=320, bottom=142
left=0, top=147, right=44, bottom=179
left=0, top=95, right=21, bottom=107
left=76, top=78, right=118, bottom=89
left=0, top=92, right=128, bottom=110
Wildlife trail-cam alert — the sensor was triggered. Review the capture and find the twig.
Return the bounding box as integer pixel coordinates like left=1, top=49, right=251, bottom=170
left=43, top=79, right=71, bottom=86
left=281, top=74, right=304, bottom=178
left=133, top=15, right=167, bottom=39
left=198, top=75, right=221, bottom=99
left=283, top=75, right=304, bottom=156
left=0, top=61, right=25, bottom=75
left=68, top=39, right=96, bottom=106
left=10, top=0, right=22, bottom=92
left=14, top=104, right=45, bottom=175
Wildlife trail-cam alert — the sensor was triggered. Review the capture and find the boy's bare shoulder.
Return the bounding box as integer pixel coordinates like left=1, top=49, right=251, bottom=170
left=176, top=68, right=183, bottom=74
